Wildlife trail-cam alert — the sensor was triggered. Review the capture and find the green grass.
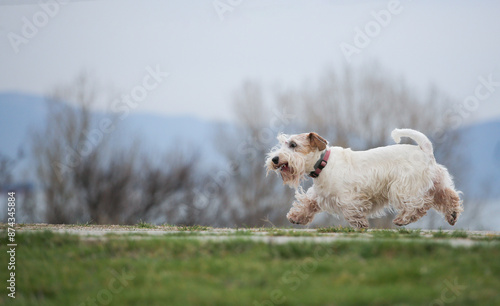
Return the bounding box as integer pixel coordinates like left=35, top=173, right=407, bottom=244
left=177, top=225, right=211, bottom=231
left=73, top=220, right=94, bottom=227
left=397, top=228, right=422, bottom=237
left=136, top=220, right=156, bottom=229
left=2, top=230, right=499, bottom=305
left=317, top=226, right=362, bottom=233
left=450, top=230, right=469, bottom=238
left=432, top=228, right=449, bottom=238
left=431, top=229, right=469, bottom=239
left=371, top=229, right=401, bottom=239
left=233, top=230, right=253, bottom=236
left=371, top=228, right=423, bottom=239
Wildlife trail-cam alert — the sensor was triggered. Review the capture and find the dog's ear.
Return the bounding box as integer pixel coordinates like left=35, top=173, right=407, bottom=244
left=308, top=132, right=327, bottom=151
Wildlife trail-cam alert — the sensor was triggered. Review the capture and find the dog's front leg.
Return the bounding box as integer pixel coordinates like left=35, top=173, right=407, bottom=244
left=286, top=187, right=320, bottom=225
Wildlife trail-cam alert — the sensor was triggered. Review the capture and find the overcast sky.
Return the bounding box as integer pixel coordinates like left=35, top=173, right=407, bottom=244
left=1, top=0, right=499, bottom=123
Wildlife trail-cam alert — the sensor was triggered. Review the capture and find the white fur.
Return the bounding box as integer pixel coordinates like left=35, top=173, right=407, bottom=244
left=265, top=129, right=463, bottom=228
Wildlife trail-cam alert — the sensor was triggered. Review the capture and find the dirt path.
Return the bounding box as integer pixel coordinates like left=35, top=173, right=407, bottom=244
left=9, top=223, right=500, bottom=247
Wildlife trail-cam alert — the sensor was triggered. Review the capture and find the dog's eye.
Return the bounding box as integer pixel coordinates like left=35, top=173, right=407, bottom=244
left=289, top=142, right=297, bottom=148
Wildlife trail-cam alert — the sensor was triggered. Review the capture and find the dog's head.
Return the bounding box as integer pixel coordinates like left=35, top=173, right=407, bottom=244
left=265, top=132, right=328, bottom=188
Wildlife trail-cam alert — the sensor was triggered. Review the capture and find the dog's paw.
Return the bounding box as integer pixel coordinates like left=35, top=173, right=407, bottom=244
left=393, top=217, right=410, bottom=227
left=447, top=211, right=459, bottom=226
left=286, top=211, right=304, bottom=225
left=286, top=207, right=311, bottom=225
left=349, top=219, right=369, bottom=229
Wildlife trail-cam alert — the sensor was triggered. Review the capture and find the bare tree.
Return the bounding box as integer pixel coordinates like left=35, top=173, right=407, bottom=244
left=216, top=80, right=295, bottom=227
left=32, top=73, right=204, bottom=225
left=0, top=154, right=14, bottom=187
left=279, top=64, right=452, bottom=149
left=0, top=153, right=37, bottom=223
left=130, top=151, right=200, bottom=225
left=32, top=74, right=95, bottom=223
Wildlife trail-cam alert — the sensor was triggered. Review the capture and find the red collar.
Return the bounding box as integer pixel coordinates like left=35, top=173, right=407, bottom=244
left=309, top=149, right=330, bottom=178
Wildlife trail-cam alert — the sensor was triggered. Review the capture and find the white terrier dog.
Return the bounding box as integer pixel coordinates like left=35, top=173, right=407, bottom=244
left=265, top=129, right=463, bottom=228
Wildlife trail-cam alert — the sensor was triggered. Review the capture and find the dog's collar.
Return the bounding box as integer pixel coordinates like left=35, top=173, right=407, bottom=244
left=309, top=149, right=330, bottom=178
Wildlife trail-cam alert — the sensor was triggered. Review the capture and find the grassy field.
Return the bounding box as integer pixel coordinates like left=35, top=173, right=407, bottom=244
left=1, top=225, right=499, bottom=305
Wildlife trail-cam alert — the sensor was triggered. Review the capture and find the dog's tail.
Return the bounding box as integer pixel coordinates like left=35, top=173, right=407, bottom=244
left=391, top=128, right=433, bottom=156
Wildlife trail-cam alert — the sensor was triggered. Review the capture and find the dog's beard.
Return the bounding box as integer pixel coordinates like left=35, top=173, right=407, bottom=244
left=265, top=152, right=307, bottom=189
left=280, top=166, right=301, bottom=188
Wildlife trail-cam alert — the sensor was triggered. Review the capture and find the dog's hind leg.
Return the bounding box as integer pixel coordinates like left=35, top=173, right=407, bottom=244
left=393, top=202, right=432, bottom=226
left=431, top=167, right=464, bottom=226
left=344, top=213, right=369, bottom=229
left=340, top=202, right=369, bottom=229
left=432, top=187, right=463, bottom=226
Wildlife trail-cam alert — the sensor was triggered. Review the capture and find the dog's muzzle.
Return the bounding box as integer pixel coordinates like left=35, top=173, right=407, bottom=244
left=271, top=156, right=289, bottom=172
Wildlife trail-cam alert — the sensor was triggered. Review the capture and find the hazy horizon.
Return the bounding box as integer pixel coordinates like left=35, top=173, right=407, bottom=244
left=1, top=0, right=500, bottom=124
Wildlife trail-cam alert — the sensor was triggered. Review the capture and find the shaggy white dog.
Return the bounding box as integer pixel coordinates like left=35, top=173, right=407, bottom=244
left=265, top=129, right=463, bottom=228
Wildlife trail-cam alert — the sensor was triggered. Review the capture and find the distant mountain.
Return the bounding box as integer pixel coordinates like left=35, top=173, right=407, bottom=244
left=457, top=120, right=500, bottom=198
left=0, top=92, right=499, bottom=199
left=0, top=92, right=228, bottom=180
left=0, top=92, right=47, bottom=159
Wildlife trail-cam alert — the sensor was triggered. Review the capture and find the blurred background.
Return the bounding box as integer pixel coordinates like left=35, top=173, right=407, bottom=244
left=0, top=0, right=499, bottom=229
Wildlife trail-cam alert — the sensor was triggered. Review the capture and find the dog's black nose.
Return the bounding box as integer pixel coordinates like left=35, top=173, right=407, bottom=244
left=272, top=156, right=279, bottom=164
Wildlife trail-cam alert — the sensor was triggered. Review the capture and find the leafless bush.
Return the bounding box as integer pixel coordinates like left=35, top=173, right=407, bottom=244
left=0, top=152, right=37, bottom=223
left=277, top=63, right=453, bottom=149
left=130, top=151, right=200, bottom=225
left=32, top=74, right=98, bottom=223
left=0, top=154, right=14, bottom=185
left=0, top=154, right=15, bottom=222
left=32, top=74, right=203, bottom=225
left=215, top=80, right=294, bottom=227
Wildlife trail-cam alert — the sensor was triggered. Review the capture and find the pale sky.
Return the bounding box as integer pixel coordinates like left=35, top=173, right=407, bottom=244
left=1, top=0, right=499, bottom=123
